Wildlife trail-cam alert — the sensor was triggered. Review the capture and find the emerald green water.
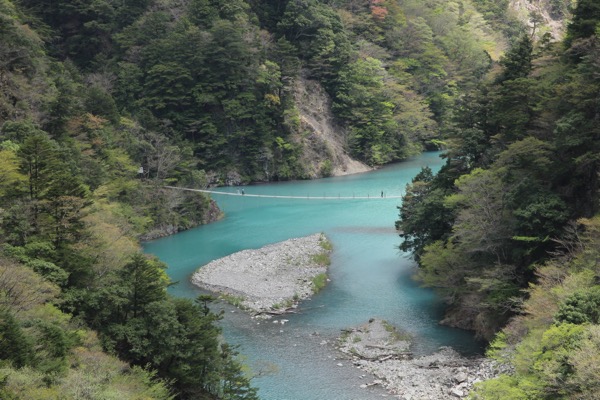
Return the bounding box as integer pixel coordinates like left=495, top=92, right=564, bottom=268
left=143, top=152, right=483, bottom=399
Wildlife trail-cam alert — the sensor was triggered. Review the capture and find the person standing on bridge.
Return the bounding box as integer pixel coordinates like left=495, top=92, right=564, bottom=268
left=381, top=191, right=384, bottom=198
left=242, top=189, right=245, bottom=195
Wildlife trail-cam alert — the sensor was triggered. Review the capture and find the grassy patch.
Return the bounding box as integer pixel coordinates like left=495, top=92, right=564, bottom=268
left=312, top=234, right=332, bottom=265
left=382, top=320, right=411, bottom=342
left=339, top=329, right=352, bottom=343
left=318, top=234, right=333, bottom=251
left=311, top=252, right=331, bottom=266
left=312, top=273, right=328, bottom=292
left=272, top=298, right=294, bottom=310
left=219, top=293, right=245, bottom=308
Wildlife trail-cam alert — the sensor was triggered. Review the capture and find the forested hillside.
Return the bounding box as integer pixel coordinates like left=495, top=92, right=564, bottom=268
left=1, top=0, right=250, bottom=397
left=397, top=0, right=600, bottom=398
left=1, top=0, right=590, bottom=398
left=0, top=0, right=501, bottom=398
left=7, top=0, right=513, bottom=182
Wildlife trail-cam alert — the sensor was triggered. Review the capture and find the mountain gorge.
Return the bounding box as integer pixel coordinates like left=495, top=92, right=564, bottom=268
left=1, top=0, right=599, bottom=399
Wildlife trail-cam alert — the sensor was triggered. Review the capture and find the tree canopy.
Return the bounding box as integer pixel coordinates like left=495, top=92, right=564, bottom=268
left=396, top=3, right=600, bottom=396
left=0, top=0, right=592, bottom=397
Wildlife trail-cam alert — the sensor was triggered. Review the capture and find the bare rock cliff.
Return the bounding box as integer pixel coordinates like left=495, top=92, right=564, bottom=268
left=292, top=73, right=370, bottom=178
left=509, top=0, right=570, bottom=41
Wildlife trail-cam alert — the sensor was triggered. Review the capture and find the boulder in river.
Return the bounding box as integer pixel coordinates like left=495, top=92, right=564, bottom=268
left=337, top=318, right=412, bottom=361
left=336, top=319, right=508, bottom=399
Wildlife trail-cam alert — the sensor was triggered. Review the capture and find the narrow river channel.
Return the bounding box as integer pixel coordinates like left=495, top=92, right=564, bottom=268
left=143, top=152, right=483, bottom=399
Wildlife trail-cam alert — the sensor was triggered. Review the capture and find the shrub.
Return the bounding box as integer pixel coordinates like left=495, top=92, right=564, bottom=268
left=555, top=287, right=600, bottom=325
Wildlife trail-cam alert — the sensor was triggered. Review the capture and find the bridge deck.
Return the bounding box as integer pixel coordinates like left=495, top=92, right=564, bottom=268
left=165, top=186, right=403, bottom=200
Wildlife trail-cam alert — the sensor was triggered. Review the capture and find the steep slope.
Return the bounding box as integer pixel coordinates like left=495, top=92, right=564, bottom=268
left=509, top=0, right=570, bottom=40
left=293, top=73, right=371, bottom=177
left=397, top=0, right=600, bottom=343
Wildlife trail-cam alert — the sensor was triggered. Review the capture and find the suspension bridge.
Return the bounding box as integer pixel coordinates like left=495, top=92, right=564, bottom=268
left=165, top=186, right=404, bottom=200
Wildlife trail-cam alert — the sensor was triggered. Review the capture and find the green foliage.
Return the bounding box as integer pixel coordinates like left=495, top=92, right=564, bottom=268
left=219, top=293, right=246, bottom=308
left=475, top=323, right=591, bottom=399
left=397, top=166, right=454, bottom=261
left=319, top=159, right=333, bottom=177
left=555, top=287, right=600, bottom=325
left=485, top=331, right=508, bottom=361
left=318, top=234, right=333, bottom=251
left=0, top=148, right=25, bottom=198
left=10, top=0, right=598, bottom=396
left=418, top=240, right=466, bottom=291
left=333, top=57, right=398, bottom=164
left=311, top=273, right=328, bottom=293
left=279, top=0, right=351, bottom=83
left=33, top=319, right=73, bottom=374
left=311, top=253, right=331, bottom=266
left=548, top=0, right=570, bottom=20
left=472, top=216, right=600, bottom=399
left=470, top=0, right=523, bottom=38
left=497, top=34, right=533, bottom=82
left=470, top=374, right=529, bottom=400
left=565, top=0, right=600, bottom=46
left=26, top=259, right=69, bottom=286
left=0, top=310, right=34, bottom=368
left=0, top=0, right=259, bottom=397
left=217, top=344, right=259, bottom=400
left=70, top=253, right=258, bottom=399
left=84, top=87, right=120, bottom=125
left=118, top=254, right=169, bottom=318
left=3, top=0, right=500, bottom=180
left=17, top=131, right=59, bottom=202
left=0, top=261, right=172, bottom=399
left=399, top=4, right=600, bottom=338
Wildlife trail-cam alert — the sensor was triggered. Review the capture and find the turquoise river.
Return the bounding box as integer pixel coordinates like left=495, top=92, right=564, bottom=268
left=143, top=152, right=483, bottom=399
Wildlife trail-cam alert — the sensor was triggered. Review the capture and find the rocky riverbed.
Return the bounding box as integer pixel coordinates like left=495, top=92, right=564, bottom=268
left=191, top=233, right=331, bottom=314
left=337, top=319, right=509, bottom=399
left=191, top=234, right=506, bottom=398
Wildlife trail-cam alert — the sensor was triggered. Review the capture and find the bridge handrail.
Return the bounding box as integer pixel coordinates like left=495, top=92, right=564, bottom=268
left=164, top=186, right=403, bottom=200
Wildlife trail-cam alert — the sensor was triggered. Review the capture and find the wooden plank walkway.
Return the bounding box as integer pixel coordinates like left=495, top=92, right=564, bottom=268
left=165, top=186, right=403, bottom=200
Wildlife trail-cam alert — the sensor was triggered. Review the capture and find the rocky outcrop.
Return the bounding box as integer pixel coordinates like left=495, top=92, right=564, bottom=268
left=293, top=73, right=371, bottom=178
left=337, top=319, right=412, bottom=362
left=357, top=347, right=511, bottom=399
left=337, top=319, right=511, bottom=399
left=509, top=0, right=568, bottom=41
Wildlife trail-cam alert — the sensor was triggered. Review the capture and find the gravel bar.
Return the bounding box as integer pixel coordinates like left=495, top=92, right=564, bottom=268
left=337, top=319, right=509, bottom=399
left=191, top=233, right=331, bottom=314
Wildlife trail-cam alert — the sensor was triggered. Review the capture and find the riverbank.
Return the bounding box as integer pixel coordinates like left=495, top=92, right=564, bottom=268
left=144, top=151, right=482, bottom=398
left=191, top=233, right=331, bottom=314
left=139, top=194, right=223, bottom=241
left=337, top=319, right=507, bottom=399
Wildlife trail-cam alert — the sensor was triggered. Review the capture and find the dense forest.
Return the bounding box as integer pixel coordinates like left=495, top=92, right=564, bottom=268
left=397, top=0, right=600, bottom=397
left=1, top=0, right=597, bottom=398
